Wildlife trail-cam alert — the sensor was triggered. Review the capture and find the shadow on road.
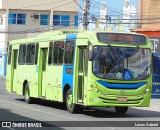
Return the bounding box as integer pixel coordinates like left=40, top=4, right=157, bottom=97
left=15, top=98, right=160, bottom=118
left=81, top=107, right=160, bottom=118
left=0, top=107, right=66, bottom=130
left=16, top=98, right=66, bottom=111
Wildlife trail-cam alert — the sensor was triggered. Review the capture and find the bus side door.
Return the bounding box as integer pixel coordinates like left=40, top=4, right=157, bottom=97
left=76, top=46, right=88, bottom=103
left=12, top=49, right=18, bottom=92
left=38, top=47, right=48, bottom=98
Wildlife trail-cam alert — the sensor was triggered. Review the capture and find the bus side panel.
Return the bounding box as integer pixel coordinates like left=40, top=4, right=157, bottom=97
left=63, top=34, right=77, bottom=103
left=62, top=64, right=74, bottom=88
left=21, top=66, right=38, bottom=98
left=16, top=65, right=25, bottom=95
left=45, top=66, right=58, bottom=101
left=6, top=64, right=12, bottom=93
left=6, top=44, right=12, bottom=92
left=46, top=65, right=63, bottom=101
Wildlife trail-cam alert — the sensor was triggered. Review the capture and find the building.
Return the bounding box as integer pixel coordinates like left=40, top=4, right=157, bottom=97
left=0, top=0, right=78, bottom=76
left=139, top=0, right=160, bottom=28
left=78, top=0, right=139, bottom=32
left=133, top=24, right=160, bottom=53
left=133, top=0, right=160, bottom=53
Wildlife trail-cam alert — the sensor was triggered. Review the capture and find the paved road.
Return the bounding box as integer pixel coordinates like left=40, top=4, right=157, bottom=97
left=0, top=83, right=160, bottom=130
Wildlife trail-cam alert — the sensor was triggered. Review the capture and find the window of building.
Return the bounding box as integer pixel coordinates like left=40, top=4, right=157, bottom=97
left=74, top=16, right=78, bottom=26
left=8, top=45, right=12, bottom=65
left=53, top=15, right=70, bottom=26
left=40, top=14, right=49, bottom=25
left=18, top=44, right=26, bottom=64
left=8, top=13, right=26, bottom=25
left=64, top=41, right=75, bottom=64
left=26, top=44, right=35, bottom=64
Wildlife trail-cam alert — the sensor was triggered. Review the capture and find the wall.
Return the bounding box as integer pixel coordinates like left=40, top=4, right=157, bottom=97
left=0, top=48, right=6, bottom=76
left=8, top=10, right=78, bottom=41
left=140, top=0, right=160, bottom=28
left=1, top=0, right=78, bottom=12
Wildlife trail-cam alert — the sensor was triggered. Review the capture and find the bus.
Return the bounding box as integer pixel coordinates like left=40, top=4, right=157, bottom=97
left=6, top=30, right=152, bottom=114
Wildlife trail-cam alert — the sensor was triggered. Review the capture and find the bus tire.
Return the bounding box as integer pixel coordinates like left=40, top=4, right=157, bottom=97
left=24, top=83, right=34, bottom=104
left=115, top=107, right=128, bottom=114
left=66, top=88, right=79, bottom=113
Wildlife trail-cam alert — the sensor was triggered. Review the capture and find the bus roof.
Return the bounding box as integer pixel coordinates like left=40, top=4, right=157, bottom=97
left=8, top=30, right=147, bottom=45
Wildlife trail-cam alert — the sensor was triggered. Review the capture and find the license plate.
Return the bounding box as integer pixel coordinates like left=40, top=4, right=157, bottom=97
left=117, top=97, right=128, bottom=102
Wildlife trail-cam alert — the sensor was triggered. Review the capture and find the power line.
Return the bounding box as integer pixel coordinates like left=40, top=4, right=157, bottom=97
left=89, top=1, right=160, bottom=18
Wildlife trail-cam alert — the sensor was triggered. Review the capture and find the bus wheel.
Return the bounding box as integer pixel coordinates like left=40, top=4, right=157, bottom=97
left=66, top=88, right=79, bottom=113
left=24, top=83, right=34, bottom=104
left=115, top=107, right=128, bottom=114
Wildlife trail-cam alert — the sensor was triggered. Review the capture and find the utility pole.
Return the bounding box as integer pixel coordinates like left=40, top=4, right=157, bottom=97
left=83, top=0, right=90, bottom=30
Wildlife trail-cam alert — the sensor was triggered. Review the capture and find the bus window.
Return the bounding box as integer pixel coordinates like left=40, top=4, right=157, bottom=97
left=35, top=43, right=39, bottom=65
left=53, top=41, right=64, bottom=64
left=8, top=45, right=12, bottom=65
left=59, top=41, right=64, bottom=64
left=79, top=49, right=83, bottom=73
left=54, top=42, right=59, bottom=63
left=48, top=42, right=53, bottom=65
left=26, top=44, right=35, bottom=64
left=64, top=41, right=75, bottom=64
left=18, top=44, right=26, bottom=65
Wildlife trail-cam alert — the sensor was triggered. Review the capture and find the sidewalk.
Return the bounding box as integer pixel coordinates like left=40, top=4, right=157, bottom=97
left=0, top=76, right=6, bottom=87
left=149, top=98, right=160, bottom=111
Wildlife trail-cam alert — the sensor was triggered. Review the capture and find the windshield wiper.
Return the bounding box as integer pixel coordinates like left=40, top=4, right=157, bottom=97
left=108, top=45, right=122, bottom=64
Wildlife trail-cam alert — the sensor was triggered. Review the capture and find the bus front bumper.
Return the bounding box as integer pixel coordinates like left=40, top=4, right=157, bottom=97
left=87, top=91, right=151, bottom=107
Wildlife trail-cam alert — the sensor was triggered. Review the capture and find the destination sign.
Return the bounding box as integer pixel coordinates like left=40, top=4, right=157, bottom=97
left=97, top=33, right=146, bottom=44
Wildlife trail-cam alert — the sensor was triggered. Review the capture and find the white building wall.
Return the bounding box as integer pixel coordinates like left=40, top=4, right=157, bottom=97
left=0, top=10, right=7, bottom=48
left=0, top=0, right=78, bottom=76
left=1, top=0, right=78, bottom=12
left=8, top=10, right=78, bottom=40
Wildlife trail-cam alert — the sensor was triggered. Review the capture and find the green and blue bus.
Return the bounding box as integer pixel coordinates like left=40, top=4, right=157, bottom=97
left=6, top=30, right=152, bottom=114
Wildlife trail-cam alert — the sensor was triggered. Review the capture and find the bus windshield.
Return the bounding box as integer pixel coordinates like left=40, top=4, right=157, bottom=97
left=92, top=46, right=151, bottom=80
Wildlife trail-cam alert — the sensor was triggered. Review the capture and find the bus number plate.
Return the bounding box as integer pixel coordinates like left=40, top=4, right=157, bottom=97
left=117, top=97, right=127, bottom=102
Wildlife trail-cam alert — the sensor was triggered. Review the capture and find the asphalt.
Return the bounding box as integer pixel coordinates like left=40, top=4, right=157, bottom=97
left=0, top=76, right=160, bottom=130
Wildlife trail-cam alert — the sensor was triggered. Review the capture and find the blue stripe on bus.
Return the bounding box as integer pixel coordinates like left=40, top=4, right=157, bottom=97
left=62, top=34, right=77, bottom=90
left=97, top=80, right=147, bottom=89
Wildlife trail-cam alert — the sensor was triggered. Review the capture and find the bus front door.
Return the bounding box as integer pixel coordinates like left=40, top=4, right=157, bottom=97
left=12, top=50, right=18, bottom=92
left=77, top=47, right=88, bottom=103
left=38, top=48, right=48, bottom=98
